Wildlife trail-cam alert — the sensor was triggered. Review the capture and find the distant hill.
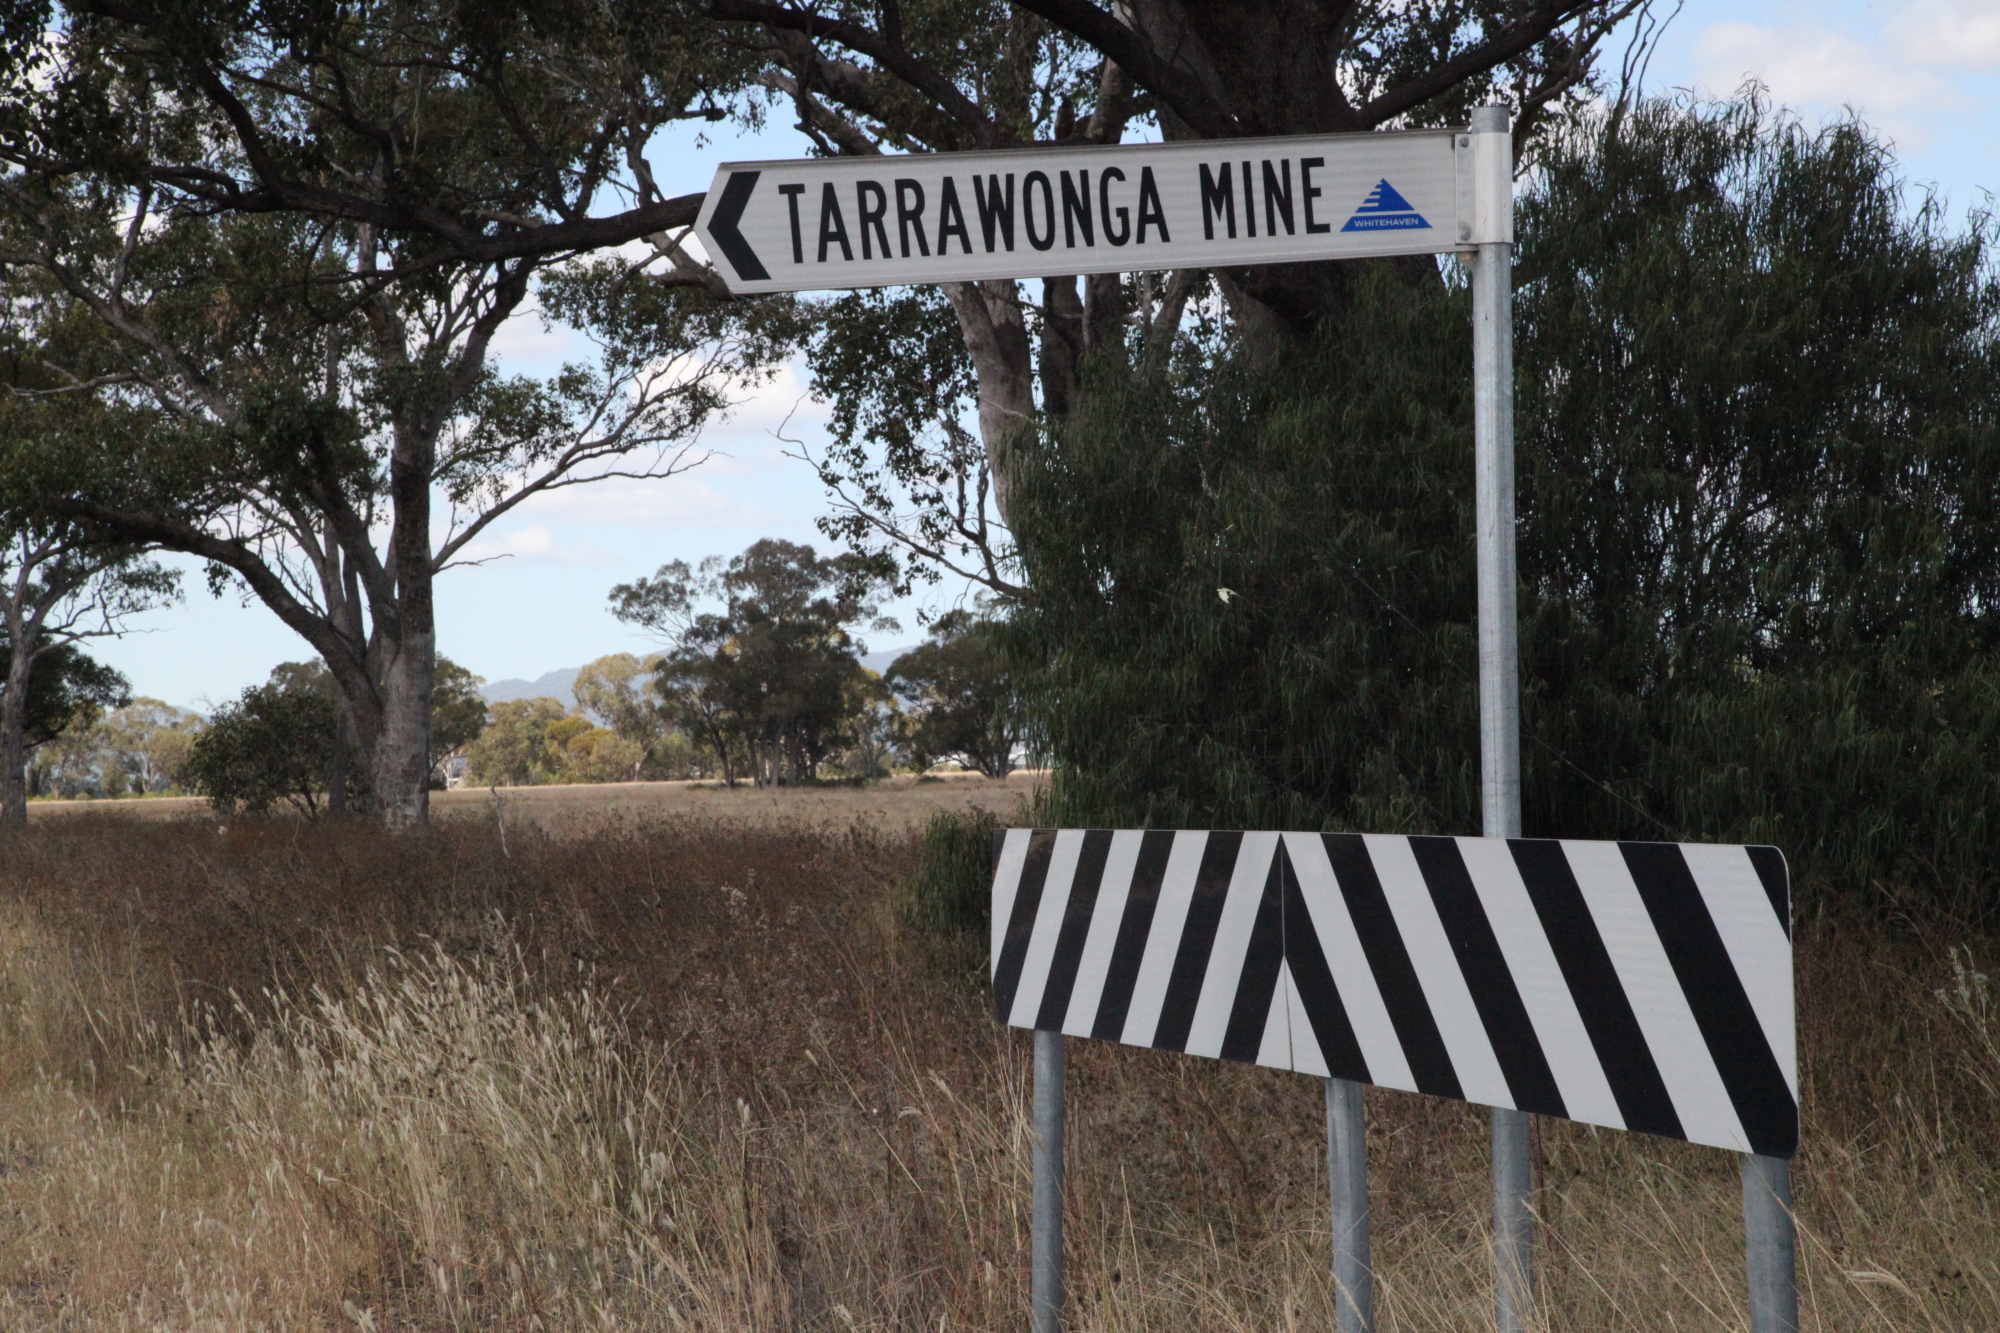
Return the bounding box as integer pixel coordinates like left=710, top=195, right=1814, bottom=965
left=859, top=645, right=915, bottom=675
left=479, top=648, right=915, bottom=707
left=479, top=666, right=580, bottom=706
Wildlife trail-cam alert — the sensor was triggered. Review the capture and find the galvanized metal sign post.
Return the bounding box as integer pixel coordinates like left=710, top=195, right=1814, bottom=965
left=698, top=109, right=1799, bottom=1333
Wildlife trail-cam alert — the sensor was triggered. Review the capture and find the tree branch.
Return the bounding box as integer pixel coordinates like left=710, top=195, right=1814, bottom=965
left=705, top=0, right=1002, bottom=147
left=1006, top=0, right=1240, bottom=138
left=1356, top=2, right=1607, bottom=128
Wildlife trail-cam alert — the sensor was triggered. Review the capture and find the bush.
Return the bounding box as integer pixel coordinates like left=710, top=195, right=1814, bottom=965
left=1006, top=94, right=2000, bottom=914
left=900, top=807, right=999, bottom=951
left=184, top=680, right=355, bottom=816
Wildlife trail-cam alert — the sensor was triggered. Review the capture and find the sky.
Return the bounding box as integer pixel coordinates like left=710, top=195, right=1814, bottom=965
left=92, top=0, right=2000, bottom=714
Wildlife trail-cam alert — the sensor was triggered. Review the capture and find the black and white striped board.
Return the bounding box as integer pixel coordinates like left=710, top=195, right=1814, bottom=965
left=991, top=831, right=1795, bottom=1158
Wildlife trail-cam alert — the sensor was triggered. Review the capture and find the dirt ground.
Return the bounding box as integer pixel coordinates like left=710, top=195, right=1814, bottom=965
left=26, top=770, right=1042, bottom=832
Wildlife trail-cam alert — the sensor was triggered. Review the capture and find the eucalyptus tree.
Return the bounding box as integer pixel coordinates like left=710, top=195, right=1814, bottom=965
left=0, top=1, right=795, bottom=823
left=708, top=0, right=1659, bottom=594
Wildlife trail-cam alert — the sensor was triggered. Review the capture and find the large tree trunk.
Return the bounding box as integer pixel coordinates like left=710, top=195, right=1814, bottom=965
left=942, top=279, right=1037, bottom=524
left=371, top=630, right=434, bottom=827
left=0, top=657, right=29, bottom=827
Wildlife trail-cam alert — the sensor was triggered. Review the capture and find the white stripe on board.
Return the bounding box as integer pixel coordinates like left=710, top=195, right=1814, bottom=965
left=1256, top=959, right=1297, bottom=1070
left=1061, top=830, right=1146, bottom=1037
left=1365, top=834, right=1515, bottom=1110
left=991, top=829, right=1033, bottom=980
left=1559, top=840, right=1750, bottom=1153
left=1185, top=832, right=1282, bottom=1059
left=1006, top=830, right=1087, bottom=1028
left=1680, top=843, right=1796, bottom=1098
left=1455, top=837, right=1625, bottom=1129
left=1278, top=959, right=1330, bottom=1077
left=1285, top=833, right=1416, bottom=1092
left=1119, top=831, right=1210, bottom=1047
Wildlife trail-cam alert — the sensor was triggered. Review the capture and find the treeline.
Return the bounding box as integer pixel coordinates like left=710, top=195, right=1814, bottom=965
left=476, top=539, right=1022, bottom=791
left=153, top=538, right=1020, bottom=814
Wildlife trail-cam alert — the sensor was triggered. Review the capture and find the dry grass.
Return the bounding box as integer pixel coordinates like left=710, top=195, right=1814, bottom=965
left=0, top=813, right=1992, bottom=1331
left=24, top=771, right=1045, bottom=833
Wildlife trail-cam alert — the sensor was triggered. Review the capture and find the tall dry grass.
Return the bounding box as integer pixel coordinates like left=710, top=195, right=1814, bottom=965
left=0, top=814, right=1992, bottom=1330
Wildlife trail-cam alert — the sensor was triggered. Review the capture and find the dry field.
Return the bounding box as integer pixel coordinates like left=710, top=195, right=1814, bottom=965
left=0, top=808, right=1992, bottom=1331
left=26, top=771, right=1042, bottom=833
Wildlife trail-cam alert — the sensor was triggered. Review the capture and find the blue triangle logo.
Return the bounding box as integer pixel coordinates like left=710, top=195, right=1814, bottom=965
left=1342, top=178, right=1431, bottom=232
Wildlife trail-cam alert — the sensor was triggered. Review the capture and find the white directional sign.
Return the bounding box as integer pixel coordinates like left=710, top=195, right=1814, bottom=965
left=695, top=129, right=1482, bottom=294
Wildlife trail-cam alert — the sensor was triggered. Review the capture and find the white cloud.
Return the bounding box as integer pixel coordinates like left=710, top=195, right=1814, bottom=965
left=1689, top=18, right=1974, bottom=151
left=1694, top=21, right=1957, bottom=112
left=701, top=358, right=831, bottom=445
left=454, top=524, right=613, bottom=566
left=513, top=476, right=788, bottom=530
left=1888, top=1, right=2000, bottom=71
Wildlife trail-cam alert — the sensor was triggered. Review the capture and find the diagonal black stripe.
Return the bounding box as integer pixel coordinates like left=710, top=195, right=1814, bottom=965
left=1036, top=831, right=1116, bottom=1031
left=1322, top=834, right=1462, bottom=1100
left=1620, top=842, right=1798, bottom=1158
left=1091, top=831, right=1177, bottom=1041
left=991, top=830, right=1057, bottom=1023
left=1281, top=845, right=1371, bottom=1083
left=1219, top=850, right=1286, bottom=1062
left=1152, top=832, right=1245, bottom=1052
left=1409, top=837, right=1567, bottom=1117
left=1508, top=839, right=1682, bottom=1140
left=1745, top=846, right=1791, bottom=940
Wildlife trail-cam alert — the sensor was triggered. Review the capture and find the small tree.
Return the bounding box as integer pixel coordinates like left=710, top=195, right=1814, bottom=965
left=466, top=698, right=570, bottom=787
left=888, top=611, right=1019, bottom=778
left=185, top=677, right=354, bottom=818
left=574, top=653, right=673, bottom=775
left=430, top=660, right=491, bottom=787
left=610, top=540, right=897, bottom=786
left=97, top=699, right=206, bottom=794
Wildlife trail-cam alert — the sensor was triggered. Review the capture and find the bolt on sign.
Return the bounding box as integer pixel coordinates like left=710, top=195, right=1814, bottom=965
left=991, top=830, right=1797, bottom=1159
left=695, top=130, right=1477, bottom=294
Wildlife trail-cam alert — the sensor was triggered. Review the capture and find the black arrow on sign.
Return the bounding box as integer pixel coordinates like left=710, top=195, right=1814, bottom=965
left=707, top=171, right=770, bottom=283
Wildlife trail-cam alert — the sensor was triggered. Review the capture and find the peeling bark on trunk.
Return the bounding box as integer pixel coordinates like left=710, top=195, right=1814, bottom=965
left=1039, top=276, right=1085, bottom=419
left=0, top=658, right=28, bottom=827
left=942, top=279, right=1037, bottom=525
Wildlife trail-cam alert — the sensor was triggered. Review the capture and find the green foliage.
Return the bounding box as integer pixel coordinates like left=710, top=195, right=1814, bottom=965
left=901, top=807, right=1001, bottom=954
left=888, top=610, right=1020, bottom=777
left=1008, top=265, right=1478, bottom=833
left=185, top=676, right=355, bottom=818
left=430, top=659, right=490, bottom=771
left=805, top=286, right=987, bottom=591
left=465, top=698, right=570, bottom=788
left=1009, top=94, right=2000, bottom=912
left=1513, top=94, right=2000, bottom=903
left=28, top=697, right=204, bottom=799
left=0, top=641, right=129, bottom=755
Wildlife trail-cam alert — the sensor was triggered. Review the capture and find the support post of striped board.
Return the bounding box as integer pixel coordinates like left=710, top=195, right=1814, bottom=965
left=1326, top=1076, right=1372, bottom=1332
left=990, top=827, right=1798, bottom=1325
left=1030, top=1029, right=1064, bottom=1333
left=1743, top=1153, right=1798, bottom=1333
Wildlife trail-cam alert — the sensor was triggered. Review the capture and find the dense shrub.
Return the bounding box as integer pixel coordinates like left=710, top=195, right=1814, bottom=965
left=185, top=678, right=357, bottom=816
left=900, top=806, right=999, bottom=952
left=1007, top=94, right=2000, bottom=914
